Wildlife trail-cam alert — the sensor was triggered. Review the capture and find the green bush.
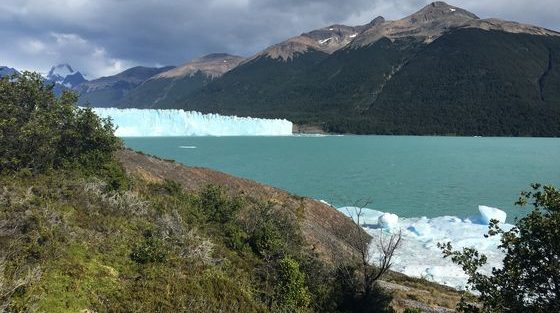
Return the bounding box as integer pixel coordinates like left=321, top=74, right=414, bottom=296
left=0, top=72, right=120, bottom=173
left=130, top=231, right=168, bottom=264
left=249, top=221, right=283, bottom=257
left=277, top=256, right=311, bottom=313
left=223, top=223, right=248, bottom=251
left=199, top=184, right=242, bottom=224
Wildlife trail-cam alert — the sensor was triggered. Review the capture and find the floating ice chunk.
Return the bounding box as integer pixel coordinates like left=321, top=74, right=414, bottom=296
left=478, top=205, right=507, bottom=224
left=378, top=213, right=399, bottom=229
left=338, top=207, right=514, bottom=289
left=338, top=207, right=384, bottom=226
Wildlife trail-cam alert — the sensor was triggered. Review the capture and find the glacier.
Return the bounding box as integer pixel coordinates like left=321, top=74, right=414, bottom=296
left=339, top=206, right=513, bottom=290
left=92, top=108, right=293, bottom=137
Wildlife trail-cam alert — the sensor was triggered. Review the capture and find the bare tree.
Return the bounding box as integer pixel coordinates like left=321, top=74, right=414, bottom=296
left=344, top=203, right=402, bottom=298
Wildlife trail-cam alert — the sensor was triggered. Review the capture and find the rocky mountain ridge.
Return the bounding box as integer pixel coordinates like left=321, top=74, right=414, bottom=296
left=251, top=2, right=558, bottom=61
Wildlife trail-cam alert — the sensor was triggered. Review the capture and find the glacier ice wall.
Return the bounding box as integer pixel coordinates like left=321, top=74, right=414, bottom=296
left=92, top=108, right=293, bottom=137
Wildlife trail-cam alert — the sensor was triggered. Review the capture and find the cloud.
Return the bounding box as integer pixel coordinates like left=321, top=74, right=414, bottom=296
left=1, top=0, right=558, bottom=79
left=6, top=31, right=134, bottom=78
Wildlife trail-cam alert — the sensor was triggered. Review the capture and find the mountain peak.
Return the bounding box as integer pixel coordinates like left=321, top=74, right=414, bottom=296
left=0, top=66, right=19, bottom=77
left=350, top=2, right=481, bottom=47
left=47, top=63, right=87, bottom=88
left=407, top=1, right=479, bottom=23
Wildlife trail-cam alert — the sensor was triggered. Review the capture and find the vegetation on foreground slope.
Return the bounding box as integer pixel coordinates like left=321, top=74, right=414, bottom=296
left=2, top=73, right=456, bottom=312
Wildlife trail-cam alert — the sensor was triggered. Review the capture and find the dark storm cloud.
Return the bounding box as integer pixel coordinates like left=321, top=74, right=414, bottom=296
left=1, top=0, right=558, bottom=78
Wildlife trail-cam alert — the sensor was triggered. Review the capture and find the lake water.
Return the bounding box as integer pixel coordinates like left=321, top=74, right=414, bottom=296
left=123, top=135, right=560, bottom=220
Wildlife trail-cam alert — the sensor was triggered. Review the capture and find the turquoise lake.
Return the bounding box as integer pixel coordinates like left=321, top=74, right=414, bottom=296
left=123, top=136, right=560, bottom=219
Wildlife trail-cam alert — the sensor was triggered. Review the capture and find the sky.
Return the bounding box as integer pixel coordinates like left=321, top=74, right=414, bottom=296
left=1, top=0, right=558, bottom=79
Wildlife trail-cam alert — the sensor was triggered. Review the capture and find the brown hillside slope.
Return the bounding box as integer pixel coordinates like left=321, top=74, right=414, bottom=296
left=116, top=149, right=462, bottom=312
left=117, top=149, right=359, bottom=262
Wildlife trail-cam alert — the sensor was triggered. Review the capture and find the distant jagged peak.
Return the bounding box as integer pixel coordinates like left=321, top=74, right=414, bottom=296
left=0, top=66, right=19, bottom=77
left=154, top=53, right=245, bottom=79
left=47, top=63, right=87, bottom=88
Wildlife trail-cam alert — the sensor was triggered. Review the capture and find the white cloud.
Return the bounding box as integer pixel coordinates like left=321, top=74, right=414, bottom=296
left=1, top=0, right=559, bottom=79
left=7, top=32, right=135, bottom=78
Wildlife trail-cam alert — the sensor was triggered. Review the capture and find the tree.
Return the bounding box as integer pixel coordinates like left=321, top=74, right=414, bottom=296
left=342, top=205, right=402, bottom=302
left=439, top=184, right=560, bottom=312
left=0, top=72, right=120, bottom=173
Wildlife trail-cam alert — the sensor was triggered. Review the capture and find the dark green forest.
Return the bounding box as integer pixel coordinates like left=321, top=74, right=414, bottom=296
left=137, top=29, right=560, bottom=136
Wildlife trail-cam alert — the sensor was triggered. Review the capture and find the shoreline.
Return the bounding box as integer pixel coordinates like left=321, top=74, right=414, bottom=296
left=292, top=124, right=560, bottom=138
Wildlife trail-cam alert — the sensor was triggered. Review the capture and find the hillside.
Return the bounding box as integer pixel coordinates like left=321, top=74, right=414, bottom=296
left=76, top=66, right=174, bottom=107
left=119, top=54, right=244, bottom=108
left=0, top=149, right=461, bottom=313
left=114, top=1, right=560, bottom=136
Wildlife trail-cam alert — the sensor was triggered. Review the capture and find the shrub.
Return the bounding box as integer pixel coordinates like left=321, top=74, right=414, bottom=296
left=199, top=185, right=241, bottom=224
left=249, top=221, right=283, bottom=257
left=440, top=184, right=560, bottom=312
left=130, top=231, right=168, bottom=264
left=277, top=256, right=311, bottom=313
left=223, top=223, right=248, bottom=251
left=0, top=72, right=120, bottom=173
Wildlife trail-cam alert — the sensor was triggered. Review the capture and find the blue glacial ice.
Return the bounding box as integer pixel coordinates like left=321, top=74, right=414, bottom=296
left=92, top=108, right=293, bottom=137
left=339, top=205, right=512, bottom=290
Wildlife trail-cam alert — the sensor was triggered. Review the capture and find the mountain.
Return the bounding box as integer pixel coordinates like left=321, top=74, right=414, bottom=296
left=76, top=65, right=174, bottom=107
left=47, top=63, right=87, bottom=88
left=107, top=2, right=560, bottom=136
left=0, top=66, right=19, bottom=77
left=119, top=53, right=244, bottom=108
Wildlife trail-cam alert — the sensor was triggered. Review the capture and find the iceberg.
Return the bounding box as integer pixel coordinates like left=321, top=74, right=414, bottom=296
left=338, top=206, right=514, bottom=290
left=478, top=205, right=507, bottom=224
left=91, top=108, right=293, bottom=137
left=378, top=213, right=399, bottom=229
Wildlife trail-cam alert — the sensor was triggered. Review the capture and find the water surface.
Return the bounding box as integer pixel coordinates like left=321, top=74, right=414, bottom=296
left=123, top=136, right=560, bottom=219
